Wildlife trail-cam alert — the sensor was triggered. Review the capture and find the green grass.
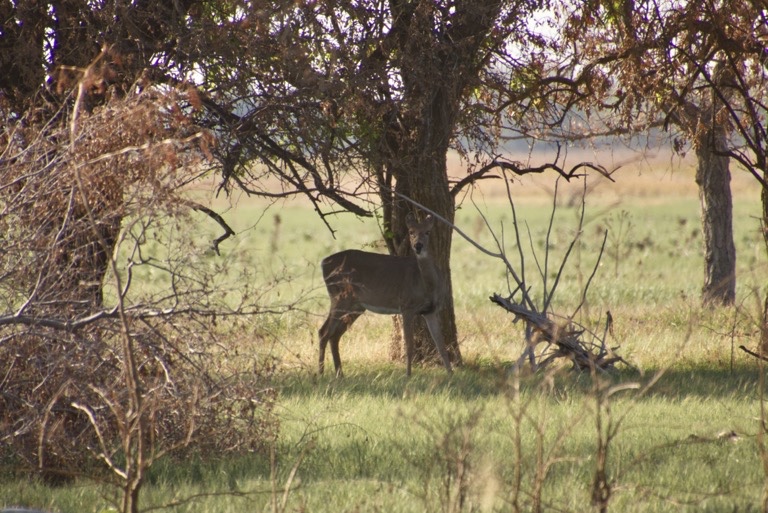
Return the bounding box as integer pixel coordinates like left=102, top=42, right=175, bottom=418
left=3, top=176, right=768, bottom=512
left=5, top=366, right=763, bottom=512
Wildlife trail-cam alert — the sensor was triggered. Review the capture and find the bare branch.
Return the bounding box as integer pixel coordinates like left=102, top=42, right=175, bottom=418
left=181, top=200, right=235, bottom=255
left=450, top=156, right=616, bottom=198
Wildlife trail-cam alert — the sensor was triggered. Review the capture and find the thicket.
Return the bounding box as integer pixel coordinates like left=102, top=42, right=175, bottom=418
left=0, top=84, right=279, bottom=513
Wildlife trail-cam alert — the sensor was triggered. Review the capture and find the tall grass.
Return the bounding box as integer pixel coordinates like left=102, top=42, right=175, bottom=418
left=2, top=168, right=767, bottom=512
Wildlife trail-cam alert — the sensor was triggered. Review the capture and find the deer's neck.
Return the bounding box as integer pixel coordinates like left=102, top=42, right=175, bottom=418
left=415, top=255, right=443, bottom=299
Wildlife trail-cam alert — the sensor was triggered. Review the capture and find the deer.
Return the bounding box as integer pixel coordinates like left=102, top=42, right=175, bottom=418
left=318, top=212, right=454, bottom=377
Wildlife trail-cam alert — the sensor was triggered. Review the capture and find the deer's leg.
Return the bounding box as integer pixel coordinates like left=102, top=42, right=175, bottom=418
left=423, top=312, right=453, bottom=374
left=402, top=312, right=415, bottom=377
left=319, top=315, right=333, bottom=375
left=319, top=301, right=362, bottom=377
left=331, top=311, right=362, bottom=378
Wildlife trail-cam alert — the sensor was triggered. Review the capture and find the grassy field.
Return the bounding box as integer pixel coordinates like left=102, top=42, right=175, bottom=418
left=3, top=160, right=768, bottom=512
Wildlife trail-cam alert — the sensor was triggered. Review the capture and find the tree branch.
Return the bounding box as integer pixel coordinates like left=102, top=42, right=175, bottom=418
left=450, top=156, right=615, bottom=197
left=181, top=200, right=235, bottom=255
left=0, top=305, right=281, bottom=331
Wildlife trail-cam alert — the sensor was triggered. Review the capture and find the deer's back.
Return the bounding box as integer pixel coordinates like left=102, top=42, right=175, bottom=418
left=321, top=250, right=416, bottom=283
left=321, top=249, right=429, bottom=312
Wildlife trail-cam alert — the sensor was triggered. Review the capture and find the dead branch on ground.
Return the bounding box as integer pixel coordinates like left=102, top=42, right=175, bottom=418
left=490, top=294, right=628, bottom=371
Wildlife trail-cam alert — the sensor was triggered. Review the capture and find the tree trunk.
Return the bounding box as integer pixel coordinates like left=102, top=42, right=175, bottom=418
left=695, top=124, right=736, bottom=306
left=34, top=185, right=121, bottom=317
left=386, top=153, right=462, bottom=367
left=379, top=0, right=504, bottom=368
left=384, top=64, right=466, bottom=366
left=761, top=176, right=768, bottom=354
left=28, top=182, right=121, bottom=483
left=406, top=151, right=461, bottom=366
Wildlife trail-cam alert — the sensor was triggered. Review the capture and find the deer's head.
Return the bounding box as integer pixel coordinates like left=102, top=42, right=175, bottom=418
left=406, top=213, right=435, bottom=258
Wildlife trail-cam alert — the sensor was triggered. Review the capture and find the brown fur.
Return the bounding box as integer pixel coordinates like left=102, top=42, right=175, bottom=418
left=318, top=213, right=452, bottom=377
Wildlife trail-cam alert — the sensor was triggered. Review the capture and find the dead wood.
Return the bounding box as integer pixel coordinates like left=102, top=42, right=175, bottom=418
left=739, top=345, right=768, bottom=362
left=490, top=294, right=628, bottom=372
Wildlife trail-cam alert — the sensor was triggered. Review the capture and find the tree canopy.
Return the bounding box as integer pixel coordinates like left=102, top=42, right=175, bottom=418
left=549, top=0, right=768, bottom=305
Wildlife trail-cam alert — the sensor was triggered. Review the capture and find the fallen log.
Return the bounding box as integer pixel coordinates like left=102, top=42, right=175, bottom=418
left=490, top=293, right=628, bottom=372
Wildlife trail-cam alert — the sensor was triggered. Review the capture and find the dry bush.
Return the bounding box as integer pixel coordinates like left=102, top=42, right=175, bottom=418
left=0, top=82, right=277, bottom=510
left=1, top=317, right=277, bottom=483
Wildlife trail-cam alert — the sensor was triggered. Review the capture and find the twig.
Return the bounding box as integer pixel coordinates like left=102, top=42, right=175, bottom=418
left=391, top=190, right=505, bottom=260
left=740, top=345, right=768, bottom=362
left=182, top=200, right=236, bottom=255
left=571, top=230, right=609, bottom=319
left=0, top=304, right=279, bottom=330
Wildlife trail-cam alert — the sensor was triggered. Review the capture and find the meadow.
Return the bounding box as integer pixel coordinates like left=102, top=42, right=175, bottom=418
left=3, top=157, right=768, bottom=513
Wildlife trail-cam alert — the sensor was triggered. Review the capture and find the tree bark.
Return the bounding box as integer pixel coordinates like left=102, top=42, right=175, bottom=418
left=386, top=152, right=462, bottom=367
left=761, top=175, right=768, bottom=354
left=406, top=150, right=461, bottom=366
left=45, top=201, right=121, bottom=314
left=695, top=124, right=736, bottom=306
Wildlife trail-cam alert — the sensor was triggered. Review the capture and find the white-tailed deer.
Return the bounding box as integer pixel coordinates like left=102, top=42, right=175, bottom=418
left=318, top=213, right=453, bottom=377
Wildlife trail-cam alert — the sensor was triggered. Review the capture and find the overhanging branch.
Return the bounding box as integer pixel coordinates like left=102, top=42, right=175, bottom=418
left=450, top=157, right=616, bottom=197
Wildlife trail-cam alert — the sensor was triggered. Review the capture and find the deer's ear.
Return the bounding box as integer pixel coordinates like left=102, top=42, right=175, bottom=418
left=423, top=214, right=434, bottom=227
left=405, top=212, right=416, bottom=227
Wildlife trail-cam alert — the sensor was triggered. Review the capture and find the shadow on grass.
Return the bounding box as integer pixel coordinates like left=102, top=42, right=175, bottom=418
left=135, top=361, right=763, bottom=491
left=275, top=360, right=763, bottom=401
